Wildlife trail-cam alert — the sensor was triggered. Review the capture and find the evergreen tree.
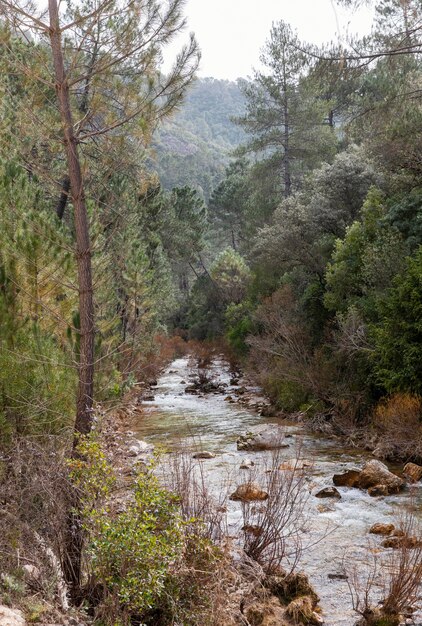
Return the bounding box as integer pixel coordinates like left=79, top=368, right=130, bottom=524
left=235, top=21, right=336, bottom=199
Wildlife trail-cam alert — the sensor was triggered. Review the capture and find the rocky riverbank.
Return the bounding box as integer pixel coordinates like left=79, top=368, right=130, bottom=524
left=133, top=356, right=422, bottom=626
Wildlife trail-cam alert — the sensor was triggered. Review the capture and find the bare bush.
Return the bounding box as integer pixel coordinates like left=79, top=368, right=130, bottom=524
left=162, top=447, right=228, bottom=542
left=382, top=508, right=422, bottom=617
left=0, top=438, right=71, bottom=607
left=187, top=342, right=216, bottom=386
left=371, top=393, right=422, bottom=462
left=248, top=287, right=374, bottom=431
left=347, top=505, right=422, bottom=625
left=239, top=446, right=310, bottom=573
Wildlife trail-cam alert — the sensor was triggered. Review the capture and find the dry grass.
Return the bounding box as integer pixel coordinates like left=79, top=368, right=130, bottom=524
left=0, top=437, right=72, bottom=608
left=372, top=393, right=422, bottom=461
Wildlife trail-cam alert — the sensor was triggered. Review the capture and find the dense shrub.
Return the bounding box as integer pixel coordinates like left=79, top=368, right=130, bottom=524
left=372, top=246, right=422, bottom=395
left=69, top=438, right=229, bottom=626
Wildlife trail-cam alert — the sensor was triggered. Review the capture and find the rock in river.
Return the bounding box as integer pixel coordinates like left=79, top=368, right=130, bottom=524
left=193, top=451, right=216, bottom=459
left=358, top=460, right=405, bottom=494
left=279, top=459, right=312, bottom=471
left=333, top=460, right=405, bottom=495
left=230, top=481, right=269, bottom=502
left=368, top=484, right=390, bottom=497
left=333, top=469, right=361, bottom=488
left=237, top=427, right=290, bottom=451
left=382, top=535, right=422, bottom=549
left=242, top=524, right=264, bottom=537
left=128, top=439, right=154, bottom=457
left=315, top=487, right=341, bottom=499
left=403, top=462, right=422, bottom=483
left=369, top=523, right=395, bottom=535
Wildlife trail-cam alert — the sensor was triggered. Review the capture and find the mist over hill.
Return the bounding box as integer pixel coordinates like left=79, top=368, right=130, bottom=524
left=151, top=77, right=246, bottom=199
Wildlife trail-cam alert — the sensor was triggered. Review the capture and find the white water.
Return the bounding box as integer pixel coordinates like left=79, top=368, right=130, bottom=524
left=135, top=357, right=422, bottom=626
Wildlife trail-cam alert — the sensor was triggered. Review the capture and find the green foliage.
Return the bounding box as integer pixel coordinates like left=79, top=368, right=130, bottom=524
left=89, top=469, right=184, bottom=616
left=68, top=437, right=116, bottom=506
left=210, top=249, right=251, bottom=305
left=0, top=161, right=76, bottom=439
left=0, top=331, right=75, bottom=439
left=323, top=187, right=410, bottom=317
left=70, top=440, right=228, bottom=626
left=372, top=246, right=422, bottom=394
left=267, top=378, right=310, bottom=413
left=235, top=21, right=337, bottom=199
left=225, top=302, right=254, bottom=356
left=386, top=188, right=422, bottom=248
left=253, top=147, right=381, bottom=294
left=208, top=159, right=251, bottom=251
left=185, top=275, right=226, bottom=340
left=70, top=442, right=185, bottom=622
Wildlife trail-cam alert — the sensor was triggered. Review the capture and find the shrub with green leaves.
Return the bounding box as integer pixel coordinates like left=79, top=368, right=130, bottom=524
left=89, top=470, right=184, bottom=616
left=372, top=246, right=422, bottom=395
left=69, top=441, right=185, bottom=623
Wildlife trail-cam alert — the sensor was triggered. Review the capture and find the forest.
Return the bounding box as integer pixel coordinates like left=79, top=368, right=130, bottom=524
left=0, top=1, right=422, bottom=626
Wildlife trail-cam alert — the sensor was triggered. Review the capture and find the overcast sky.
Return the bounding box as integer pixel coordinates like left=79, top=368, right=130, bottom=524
left=163, top=0, right=375, bottom=80
left=35, top=0, right=375, bottom=81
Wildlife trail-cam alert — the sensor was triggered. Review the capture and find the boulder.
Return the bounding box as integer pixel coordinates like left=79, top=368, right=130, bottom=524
left=260, top=405, right=278, bottom=418
left=0, top=606, right=26, bottom=626
left=403, top=462, right=422, bottom=483
left=317, top=503, right=335, bottom=513
left=333, top=469, right=361, bottom=488
left=237, top=427, right=289, bottom=452
left=315, top=487, right=341, bottom=499
left=128, top=439, right=154, bottom=457
left=358, top=460, right=405, bottom=494
left=369, top=523, right=395, bottom=535
left=193, top=451, right=216, bottom=459
left=229, top=481, right=269, bottom=502
left=382, top=535, right=422, bottom=549
left=143, top=393, right=155, bottom=401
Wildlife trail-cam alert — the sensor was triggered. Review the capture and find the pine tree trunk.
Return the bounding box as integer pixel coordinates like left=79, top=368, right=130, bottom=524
left=48, top=0, right=95, bottom=596
left=282, top=67, right=291, bottom=198
left=48, top=0, right=95, bottom=438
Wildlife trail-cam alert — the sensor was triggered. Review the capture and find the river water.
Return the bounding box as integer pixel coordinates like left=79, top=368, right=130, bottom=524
left=134, top=357, right=422, bottom=626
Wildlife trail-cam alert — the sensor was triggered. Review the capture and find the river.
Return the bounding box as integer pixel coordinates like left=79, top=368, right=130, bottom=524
left=134, top=357, right=422, bottom=626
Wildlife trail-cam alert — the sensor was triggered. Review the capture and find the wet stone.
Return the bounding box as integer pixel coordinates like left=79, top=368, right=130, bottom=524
left=193, top=451, right=216, bottom=459
left=315, top=487, right=341, bottom=499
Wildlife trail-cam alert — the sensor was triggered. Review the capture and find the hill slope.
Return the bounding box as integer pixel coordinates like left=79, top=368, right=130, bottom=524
left=151, top=77, right=246, bottom=199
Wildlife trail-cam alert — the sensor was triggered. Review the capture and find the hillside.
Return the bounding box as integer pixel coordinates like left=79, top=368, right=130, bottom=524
left=151, top=77, right=246, bottom=199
